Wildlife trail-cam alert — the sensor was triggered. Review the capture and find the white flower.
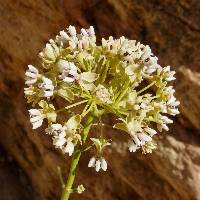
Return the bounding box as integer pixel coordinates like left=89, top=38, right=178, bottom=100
left=81, top=28, right=88, bottom=36
left=25, top=65, right=39, bottom=86
left=59, top=30, right=70, bottom=41
left=68, top=25, right=76, bottom=36
left=24, top=86, right=35, bottom=96
left=95, top=160, right=101, bottom=172
left=128, top=140, right=139, bottom=152
left=63, top=140, right=74, bottom=156
left=168, top=108, right=180, bottom=115
left=157, top=123, right=169, bottom=132
left=101, top=158, right=107, bottom=171
left=163, top=66, right=176, bottom=81
left=167, top=96, right=180, bottom=107
left=143, top=65, right=158, bottom=74
left=128, top=132, right=152, bottom=152
left=38, top=77, right=54, bottom=97
left=144, top=127, right=157, bottom=137
left=45, top=123, right=66, bottom=135
left=88, top=157, right=108, bottom=172
left=53, top=134, right=67, bottom=149
left=29, top=109, right=44, bottom=129
left=57, top=60, right=78, bottom=83
left=165, top=86, right=175, bottom=96
left=88, top=157, right=96, bottom=168
left=77, top=185, right=85, bottom=194
left=39, top=40, right=60, bottom=63
left=46, top=123, right=75, bottom=156
left=94, top=84, right=111, bottom=104
left=160, top=115, right=173, bottom=124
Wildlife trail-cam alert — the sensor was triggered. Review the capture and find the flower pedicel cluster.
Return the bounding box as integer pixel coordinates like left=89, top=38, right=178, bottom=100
left=25, top=25, right=179, bottom=198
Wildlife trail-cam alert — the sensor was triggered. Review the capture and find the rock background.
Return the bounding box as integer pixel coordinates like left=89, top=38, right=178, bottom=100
left=0, top=0, right=200, bottom=199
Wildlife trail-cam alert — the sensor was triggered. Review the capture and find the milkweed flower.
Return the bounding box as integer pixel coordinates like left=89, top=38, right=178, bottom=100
left=25, top=65, right=40, bottom=86
left=88, top=157, right=108, bottom=172
left=24, top=25, right=179, bottom=173
left=29, top=109, right=44, bottom=129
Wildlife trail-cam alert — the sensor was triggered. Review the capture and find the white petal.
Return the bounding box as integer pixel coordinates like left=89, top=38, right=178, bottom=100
left=28, top=65, right=38, bottom=73
left=88, top=26, right=95, bottom=36
left=63, top=77, right=75, bottom=83
left=132, top=135, right=141, bottom=146
left=81, top=28, right=88, bottom=36
left=30, top=115, right=43, bottom=123
left=157, top=124, right=169, bottom=132
left=144, top=127, right=157, bottom=137
left=168, top=108, right=180, bottom=115
left=32, top=119, right=43, bottom=129
left=51, top=124, right=63, bottom=130
left=65, top=141, right=74, bottom=156
left=25, top=79, right=37, bottom=85
left=68, top=25, right=76, bottom=36
left=60, top=31, right=69, bottom=40
left=43, top=77, right=52, bottom=85
left=95, top=160, right=101, bottom=172
left=101, top=158, right=107, bottom=171
left=53, top=137, right=66, bottom=148
left=138, top=133, right=152, bottom=143
left=128, top=140, right=138, bottom=152
left=29, top=109, right=41, bottom=116
left=88, top=157, right=96, bottom=168
left=161, top=116, right=173, bottom=124
left=25, top=72, right=37, bottom=78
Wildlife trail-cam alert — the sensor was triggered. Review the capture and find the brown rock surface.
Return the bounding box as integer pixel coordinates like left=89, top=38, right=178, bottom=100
left=0, top=0, right=200, bottom=199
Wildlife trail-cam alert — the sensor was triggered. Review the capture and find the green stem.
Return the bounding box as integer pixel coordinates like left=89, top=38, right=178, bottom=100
left=57, top=100, right=88, bottom=113
left=137, top=81, right=156, bottom=95
left=61, top=114, right=94, bottom=200
left=114, top=79, right=130, bottom=105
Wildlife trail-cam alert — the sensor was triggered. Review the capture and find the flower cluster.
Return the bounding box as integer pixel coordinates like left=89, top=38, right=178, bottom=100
left=25, top=25, right=179, bottom=173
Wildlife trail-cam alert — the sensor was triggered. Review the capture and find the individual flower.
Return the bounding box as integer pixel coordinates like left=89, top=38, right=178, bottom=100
left=114, top=114, right=153, bottom=152
left=53, top=132, right=67, bottom=149
left=45, top=123, right=66, bottom=135
left=38, top=77, right=54, bottom=97
left=39, top=39, right=60, bottom=64
left=25, top=65, right=40, bottom=86
left=62, top=139, right=75, bottom=156
left=94, top=84, right=111, bottom=104
left=57, top=59, right=78, bottom=83
left=24, top=86, right=35, bottom=96
left=28, top=109, right=44, bottom=129
left=88, top=138, right=110, bottom=172
left=162, top=66, right=176, bottom=81
left=77, top=185, right=85, bottom=194
left=88, top=157, right=107, bottom=172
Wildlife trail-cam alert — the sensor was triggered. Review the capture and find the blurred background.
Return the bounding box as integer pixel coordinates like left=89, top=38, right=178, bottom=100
left=0, top=0, right=200, bottom=199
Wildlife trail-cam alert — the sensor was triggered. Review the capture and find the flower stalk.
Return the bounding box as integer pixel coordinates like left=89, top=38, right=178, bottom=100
left=61, top=114, right=94, bottom=200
